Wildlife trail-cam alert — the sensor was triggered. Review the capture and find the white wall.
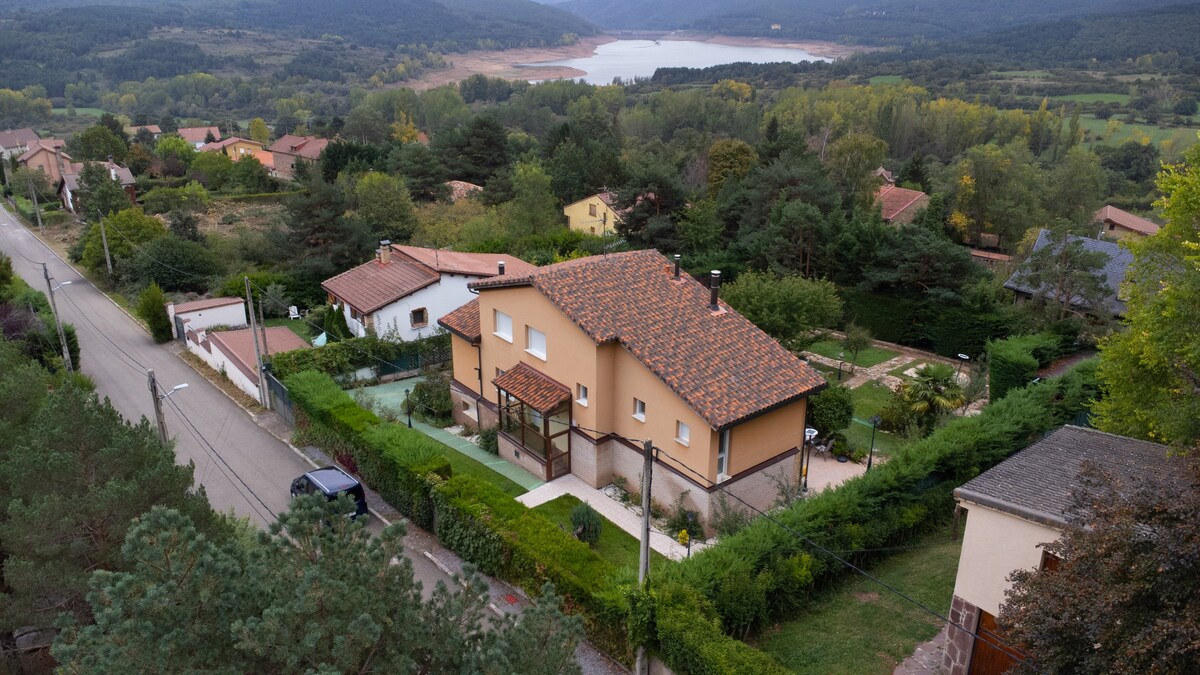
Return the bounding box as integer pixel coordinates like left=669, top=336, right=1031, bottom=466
left=171, top=302, right=247, bottom=338
left=954, top=502, right=1063, bottom=616
left=183, top=330, right=262, bottom=402
left=341, top=273, right=480, bottom=341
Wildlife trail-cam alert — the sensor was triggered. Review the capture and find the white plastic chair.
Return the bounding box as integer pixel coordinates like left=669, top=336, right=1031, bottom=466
left=288, top=305, right=301, bottom=320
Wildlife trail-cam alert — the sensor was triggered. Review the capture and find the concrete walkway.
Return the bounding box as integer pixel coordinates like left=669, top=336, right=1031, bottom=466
left=358, top=379, right=545, bottom=492
left=517, top=475, right=700, bottom=560
left=894, top=625, right=949, bottom=674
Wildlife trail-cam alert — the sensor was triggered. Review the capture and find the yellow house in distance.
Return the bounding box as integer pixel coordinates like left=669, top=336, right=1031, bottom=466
left=199, top=137, right=265, bottom=161
left=563, top=191, right=623, bottom=235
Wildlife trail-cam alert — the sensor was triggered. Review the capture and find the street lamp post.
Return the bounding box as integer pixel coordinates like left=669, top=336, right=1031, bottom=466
left=867, top=415, right=882, bottom=472
left=404, top=390, right=413, bottom=428
left=837, top=351, right=845, bottom=382
left=147, top=368, right=188, bottom=444
left=957, top=353, right=970, bottom=377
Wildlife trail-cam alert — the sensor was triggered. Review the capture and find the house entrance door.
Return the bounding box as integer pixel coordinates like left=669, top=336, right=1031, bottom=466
left=968, top=610, right=1021, bottom=675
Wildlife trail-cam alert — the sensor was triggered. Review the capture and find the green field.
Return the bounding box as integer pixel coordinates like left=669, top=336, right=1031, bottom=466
left=1049, top=92, right=1130, bottom=104
left=868, top=75, right=903, bottom=85
left=1077, top=113, right=1200, bottom=155
left=532, top=494, right=668, bottom=570
left=51, top=107, right=105, bottom=117
left=991, top=70, right=1051, bottom=79
left=757, top=527, right=962, bottom=674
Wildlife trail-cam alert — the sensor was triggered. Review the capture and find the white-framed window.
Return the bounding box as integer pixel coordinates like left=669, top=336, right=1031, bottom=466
left=676, top=421, right=690, bottom=446
left=525, top=325, right=547, bottom=360
left=494, top=310, right=512, bottom=342
left=717, top=429, right=731, bottom=480
left=632, top=398, right=646, bottom=422
left=410, top=307, right=428, bottom=327
left=576, top=383, right=589, bottom=407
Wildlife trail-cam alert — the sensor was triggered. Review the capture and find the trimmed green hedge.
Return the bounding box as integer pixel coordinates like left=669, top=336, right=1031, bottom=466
left=656, top=584, right=791, bottom=675
left=284, top=370, right=634, bottom=663
left=987, top=332, right=1063, bottom=401
left=272, top=333, right=450, bottom=380
left=654, top=360, right=1098, bottom=669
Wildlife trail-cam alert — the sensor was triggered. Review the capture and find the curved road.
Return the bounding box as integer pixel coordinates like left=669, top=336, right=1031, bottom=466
left=0, top=204, right=454, bottom=595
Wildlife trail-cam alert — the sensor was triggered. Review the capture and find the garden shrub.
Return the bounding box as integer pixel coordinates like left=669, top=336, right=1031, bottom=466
left=272, top=333, right=451, bottom=380
left=570, top=501, right=602, bottom=546
left=135, top=283, right=173, bottom=343
left=409, top=368, right=453, bottom=426
left=478, top=427, right=498, bottom=455
left=141, top=181, right=211, bottom=214
left=987, top=332, right=1062, bottom=400
left=655, top=582, right=791, bottom=675
left=808, top=384, right=854, bottom=435
left=653, top=361, right=1098, bottom=667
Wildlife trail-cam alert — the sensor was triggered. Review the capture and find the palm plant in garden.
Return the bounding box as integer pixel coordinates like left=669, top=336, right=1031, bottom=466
left=903, top=363, right=966, bottom=430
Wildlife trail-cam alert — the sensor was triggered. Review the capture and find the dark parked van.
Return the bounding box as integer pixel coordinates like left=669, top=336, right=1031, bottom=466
left=290, top=467, right=368, bottom=519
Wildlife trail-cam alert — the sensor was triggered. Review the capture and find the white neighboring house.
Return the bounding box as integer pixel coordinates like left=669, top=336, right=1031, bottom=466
left=321, top=243, right=537, bottom=341
left=183, top=325, right=309, bottom=401
left=943, top=426, right=1181, bottom=675
left=168, top=297, right=248, bottom=339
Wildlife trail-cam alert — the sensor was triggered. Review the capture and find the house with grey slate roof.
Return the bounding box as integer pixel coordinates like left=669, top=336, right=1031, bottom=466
left=1004, top=229, right=1133, bottom=315
left=942, top=426, right=1182, bottom=674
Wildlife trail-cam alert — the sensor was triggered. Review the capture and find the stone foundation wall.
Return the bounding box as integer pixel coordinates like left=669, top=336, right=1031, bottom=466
left=449, top=381, right=497, bottom=431
left=498, top=431, right=547, bottom=481
left=943, top=595, right=981, bottom=674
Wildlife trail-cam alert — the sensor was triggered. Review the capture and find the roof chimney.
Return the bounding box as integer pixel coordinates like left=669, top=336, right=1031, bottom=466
left=498, top=260, right=506, bottom=276
left=673, top=254, right=681, bottom=280
left=709, top=270, right=721, bottom=311
left=378, top=240, right=391, bottom=265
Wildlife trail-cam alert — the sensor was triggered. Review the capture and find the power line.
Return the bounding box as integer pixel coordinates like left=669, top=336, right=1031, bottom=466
left=649, top=443, right=1033, bottom=667
left=57, top=290, right=147, bottom=371
left=0, top=220, right=47, bottom=268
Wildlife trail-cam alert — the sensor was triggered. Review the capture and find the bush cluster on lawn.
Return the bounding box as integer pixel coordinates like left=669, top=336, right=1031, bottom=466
left=651, top=360, right=1098, bottom=657
left=986, top=332, right=1064, bottom=400
left=283, top=370, right=634, bottom=664
left=272, top=333, right=450, bottom=379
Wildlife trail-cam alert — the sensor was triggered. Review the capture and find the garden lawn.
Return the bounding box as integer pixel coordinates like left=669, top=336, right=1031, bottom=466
left=852, top=380, right=894, bottom=420
left=757, top=528, right=962, bottom=674
left=532, top=494, right=668, bottom=570
left=264, top=317, right=315, bottom=342
left=440, top=446, right=527, bottom=497
left=807, top=340, right=898, bottom=368
left=887, top=360, right=934, bottom=380
left=845, top=380, right=901, bottom=457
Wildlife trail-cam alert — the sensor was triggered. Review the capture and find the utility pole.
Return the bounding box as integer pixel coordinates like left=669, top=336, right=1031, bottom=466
left=245, top=277, right=267, bottom=407
left=42, top=264, right=73, bottom=373
left=635, top=438, right=654, bottom=675
left=25, top=173, right=42, bottom=232
left=98, top=217, right=113, bottom=275
left=257, top=292, right=272, bottom=411
left=148, top=369, right=169, bottom=444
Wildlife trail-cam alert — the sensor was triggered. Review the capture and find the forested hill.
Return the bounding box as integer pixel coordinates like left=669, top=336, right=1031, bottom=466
left=0, top=0, right=596, bottom=49
left=553, top=0, right=1187, bottom=43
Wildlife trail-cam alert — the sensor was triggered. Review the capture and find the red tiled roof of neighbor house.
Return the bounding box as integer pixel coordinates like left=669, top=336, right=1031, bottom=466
left=253, top=149, right=275, bottom=169
left=969, top=249, right=1012, bottom=263
left=440, top=298, right=481, bottom=342
left=493, top=362, right=571, bottom=413
left=394, top=245, right=536, bottom=278
left=268, top=134, right=329, bottom=160
left=875, top=184, right=927, bottom=222
left=0, top=127, right=39, bottom=149
left=1094, top=205, right=1160, bottom=236
left=469, top=250, right=827, bottom=429
left=322, top=246, right=535, bottom=315
left=209, top=326, right=309, bottom=384
left=17, top=139, right=67, bottom=163
left=177, top=127, right=221, bottom=144
left=129, top=124, right=162, bottom=135
left=173, top=297, right=245, bottom=314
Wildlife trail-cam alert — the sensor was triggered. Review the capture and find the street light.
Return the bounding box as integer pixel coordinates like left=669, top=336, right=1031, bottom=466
left=42, top=265, right=73, bottom=373
left=404, top=390, right=413, bottom=428
left=867, top=415, right=882, bottom=472
left=956, top=353, right=970, bottom=377
left=147, top=369, right=188, bottom=444
left=837, top=351, right=845, bottom=382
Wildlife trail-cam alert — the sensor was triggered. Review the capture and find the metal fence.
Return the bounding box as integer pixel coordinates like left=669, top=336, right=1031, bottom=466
left=264, top=369, right=295, bottom=428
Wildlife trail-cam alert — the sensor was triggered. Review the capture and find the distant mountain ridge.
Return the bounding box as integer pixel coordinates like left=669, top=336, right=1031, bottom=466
left=552, top=0, right=1188, bottom=43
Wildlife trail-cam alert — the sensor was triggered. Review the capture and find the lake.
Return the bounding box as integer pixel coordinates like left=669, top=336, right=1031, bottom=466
left=522, top=40, right=832, bottom=84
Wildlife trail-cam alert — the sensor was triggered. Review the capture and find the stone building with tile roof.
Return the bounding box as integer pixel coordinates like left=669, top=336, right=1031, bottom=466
left=1003, top=228, right=1133, bottom=316
left=322, top=242, right=536, bottom=342
left=943, top=426, right=1183, bottom=674
left=439, top=249, right=828, bottom=525
left=875, top=184, right=929, bottom=225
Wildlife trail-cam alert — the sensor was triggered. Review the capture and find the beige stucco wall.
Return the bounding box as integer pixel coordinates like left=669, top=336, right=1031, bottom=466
left=563, top=196, right=620, bottom=235
left=711, top=399, right=807, bottom=479
left=954, top=501, right=1063, bottom=616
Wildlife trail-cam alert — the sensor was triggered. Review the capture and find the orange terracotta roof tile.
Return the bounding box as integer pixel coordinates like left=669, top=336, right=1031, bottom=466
left=321, top=255, right=440, bottom=314
left=875, top=184, right=927, bottom=222
left=1094, top=205, right=1160, bottom=236
left=439, top=298, right=481, bottom=342
left=472, top=250, right=827, bottom=429
left=494, top=362, right=570, bottom=413
left=394, top=245, right=536, bottom=278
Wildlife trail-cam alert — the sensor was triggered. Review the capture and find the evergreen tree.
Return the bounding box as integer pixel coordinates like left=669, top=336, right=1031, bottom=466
left=135, top=282, right=174, bottom=342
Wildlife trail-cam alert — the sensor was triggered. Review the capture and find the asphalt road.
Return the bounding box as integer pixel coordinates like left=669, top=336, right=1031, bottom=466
left=0, top=204, right=455, bottom=596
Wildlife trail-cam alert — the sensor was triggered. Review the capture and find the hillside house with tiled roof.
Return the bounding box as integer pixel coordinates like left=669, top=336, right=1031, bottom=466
left=1004, top=229, right=1133, bottom=316
left=1093, top=204, right=1160, bottom=241
left=563, top=192, right=624, bottom=235
left=438, top=250, right=828, bottom=523
left=875, top=184, right=929, bottom=225
left=268, top=134, right=328, bottom=181
left=322, top=243, right=536, bottom=342
left=943, top=426, right=1184, bottom=675
left=177, top=126, right=221, bottom=148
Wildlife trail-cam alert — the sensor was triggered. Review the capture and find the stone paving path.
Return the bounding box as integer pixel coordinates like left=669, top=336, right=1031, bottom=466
left=894, top=625, right=949, bottom=674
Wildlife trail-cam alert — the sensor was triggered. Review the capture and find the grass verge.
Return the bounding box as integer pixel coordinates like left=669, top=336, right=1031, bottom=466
left=807, top=340, right=899, bottom=368
left=532, top=494, right=668, bottom=570
left=756, top=526, right=962, bottom=674
left=439, top=444, right=527, bottom=497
